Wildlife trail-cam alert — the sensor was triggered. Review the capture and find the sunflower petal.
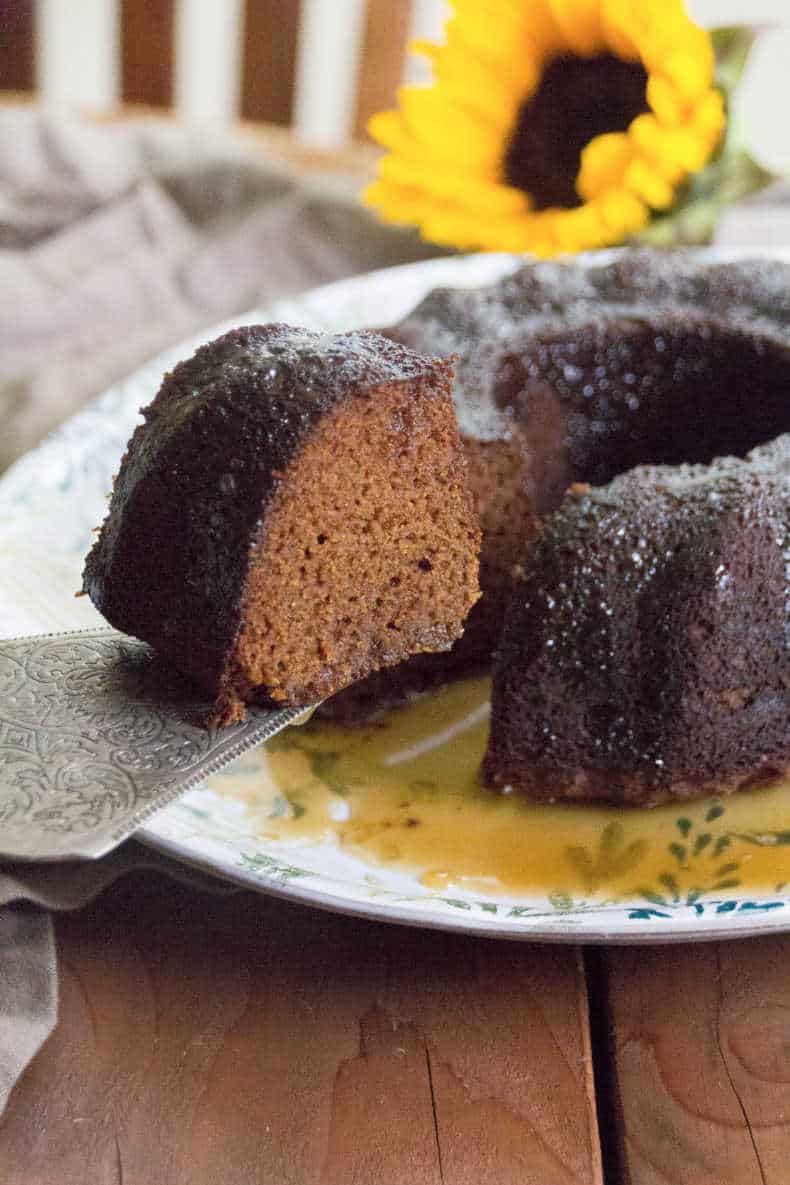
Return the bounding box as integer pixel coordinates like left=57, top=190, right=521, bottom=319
left=445, top=6, right=542, bottom=66
left=652, top=25, right=715, bottom=104
left=429, top=51, right=530, bottom=125
left=646, top=75, right=685, bottom=126
left=596, top=188, right=650, bottom=236
left=600, top=0, right=642, bottom=62
left=577, top=132, right=632, bottom=200
left=624, top=158, right=675, bottom=209
left=396, top=88, right=504, bottom=167
left=547, top=203, right=614, bottom=251
left=658, top=124, right=716, bottom=173
left=628, top=113, right=686, bottom=185
left=379, top=155, right=529, bottom=216
left=691, top=88, right=726, bottom=144
left=547, top=0, right=604, bottom=55
left=363, top=180, right=437, bottom=227
left=367, top=109, right=409, bottom=152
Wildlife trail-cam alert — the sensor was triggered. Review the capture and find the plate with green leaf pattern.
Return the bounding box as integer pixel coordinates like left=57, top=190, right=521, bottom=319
left=4, top=248, right=790, bottom=942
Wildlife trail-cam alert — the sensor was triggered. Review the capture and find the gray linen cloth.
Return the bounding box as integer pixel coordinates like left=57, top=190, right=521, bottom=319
left=1, top=106, right=789, bottom=1114
left=0, top=107, right=438, bottom=1115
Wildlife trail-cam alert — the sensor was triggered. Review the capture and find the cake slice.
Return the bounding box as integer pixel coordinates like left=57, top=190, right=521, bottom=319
left=83, top=324, right=480, bottom=723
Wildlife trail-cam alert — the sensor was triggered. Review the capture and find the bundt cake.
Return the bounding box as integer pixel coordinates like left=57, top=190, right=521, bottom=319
left=484, top=442, right=790, bottom=805
left=83, top=324, right=480, bottom=724
left=323, top=250, right=790, bottom=726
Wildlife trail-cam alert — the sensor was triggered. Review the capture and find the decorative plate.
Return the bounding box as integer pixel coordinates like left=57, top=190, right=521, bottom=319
left=4, top=248, right=790, bottom=943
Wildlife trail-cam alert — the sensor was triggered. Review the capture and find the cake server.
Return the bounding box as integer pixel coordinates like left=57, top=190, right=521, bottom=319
left=0, top=628, right=313, bottom=862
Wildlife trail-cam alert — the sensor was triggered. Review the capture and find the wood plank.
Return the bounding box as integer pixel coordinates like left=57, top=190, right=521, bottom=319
left=605, top=938, right=790, bottom=1185
left=241, top=0, right=300, bottom=126
left=353, top=0, right=411, bottom=140
left=0, top=0, right=34, bottom=92
left=0, top=876, right=601, bottom=1185
left=121, top=0, right=174, bottom=108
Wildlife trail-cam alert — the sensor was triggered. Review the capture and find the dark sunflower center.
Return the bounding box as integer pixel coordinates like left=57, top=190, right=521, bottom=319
left=503, top=54, right=650, bottom=211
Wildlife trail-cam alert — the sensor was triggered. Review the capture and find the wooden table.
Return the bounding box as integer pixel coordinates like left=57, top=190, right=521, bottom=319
left=2, top=873, right=790, bottom=1184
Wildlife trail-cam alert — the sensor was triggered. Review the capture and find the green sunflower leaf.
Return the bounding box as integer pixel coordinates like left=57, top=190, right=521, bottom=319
left=635, top=149, right=774, bottom=247
left=711, top=26, right=758, bottom=95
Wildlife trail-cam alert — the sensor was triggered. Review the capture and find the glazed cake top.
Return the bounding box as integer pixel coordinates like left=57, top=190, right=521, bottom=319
left=393, top=251, right=790, bottom=444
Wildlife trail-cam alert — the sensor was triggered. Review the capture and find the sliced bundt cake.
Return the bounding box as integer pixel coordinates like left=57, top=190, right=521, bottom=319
left=83, top=324, right=480, bottom=723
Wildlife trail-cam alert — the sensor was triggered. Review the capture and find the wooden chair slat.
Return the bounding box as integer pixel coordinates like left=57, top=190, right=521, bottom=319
left=121, top=0, right=173, bottom=108
left=0, top=0, right=35, bottom=92
left=241, top=0, right=301, bottom=126
left=353, top=0, right=412, bottom=141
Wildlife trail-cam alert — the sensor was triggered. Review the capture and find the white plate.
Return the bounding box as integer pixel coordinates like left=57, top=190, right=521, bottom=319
left=5, top=247, right=790, bottom=943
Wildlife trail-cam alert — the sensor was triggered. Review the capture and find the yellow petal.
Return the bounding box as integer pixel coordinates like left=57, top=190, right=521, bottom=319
left=397, top=89, right=504, bottom=167
left=691, top=88, right=726, bottom=145
left=654, top=25, right=714, bottom=102
left=513, top=0, right=569, bottom=56
left=600, top=0, right=642, bottom=61
left=577, top=132, right=632, bottom=200
left=419, top=205, right=502, bottom=250
left=596, top=188, right=650, bottom=236
left=628, top=113, right=686, bottom=185
left=647, top=75, right=685, bottom=126
left=542, top=208, right=597, bottom=252
left=363, top=179, right=436, bottom=223
left=623, top=0, right=688, bottom=61
left=367, top=109, right=410, bottom=152
left=379, top=155, right=529, bottom=216
left=547, top=0, right=604, bottom=55
left=624, top=158, right=675, bottom=209
left=429, top=51, right=529, bottom=125
left=658, top=125, right=714, bottom=172
left=409, top=39, right=437, bottom=61
left=445, top=6, right=541, bottom=66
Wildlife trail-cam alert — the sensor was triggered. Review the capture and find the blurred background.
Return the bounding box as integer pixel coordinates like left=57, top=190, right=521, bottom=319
left=0, top=0, right=789, bottom=167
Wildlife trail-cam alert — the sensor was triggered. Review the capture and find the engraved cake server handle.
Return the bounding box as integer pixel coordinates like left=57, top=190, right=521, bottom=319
left=0, top=629, right=313, bottom=862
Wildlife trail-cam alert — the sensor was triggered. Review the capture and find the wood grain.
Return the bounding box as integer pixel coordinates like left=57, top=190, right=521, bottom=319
left=0, top=0, right=34, bottom=92
left=605, top=938, right=790, bottom=1184
left=0, top=876, right=601, bottom=1185
left=121, top=0, right=174, bottom=108
left=353, top=0, right=411, bottom=140
left=241, top=0, right=300, bottom=126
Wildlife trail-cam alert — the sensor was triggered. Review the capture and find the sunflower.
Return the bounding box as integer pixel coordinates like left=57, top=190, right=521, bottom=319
left=364, top=0, right=726, bottom=257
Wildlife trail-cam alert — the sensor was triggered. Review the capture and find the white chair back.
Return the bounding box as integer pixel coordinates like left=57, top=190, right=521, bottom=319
left=30, top=0, right=447, bottom=146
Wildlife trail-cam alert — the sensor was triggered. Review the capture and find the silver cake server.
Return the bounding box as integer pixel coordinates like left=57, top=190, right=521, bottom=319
left=0, top=628, right=313, bottom=862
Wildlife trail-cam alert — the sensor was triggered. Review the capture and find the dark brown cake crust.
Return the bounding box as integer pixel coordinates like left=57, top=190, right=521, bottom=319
left=83, top=324, right=479, bottom=721
left=484, top=440, right=790, bottom=805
